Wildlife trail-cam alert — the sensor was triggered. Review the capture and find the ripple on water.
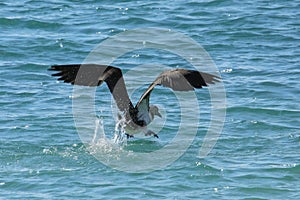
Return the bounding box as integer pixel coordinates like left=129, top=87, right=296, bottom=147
left=1, top=0, right=300, bottom=199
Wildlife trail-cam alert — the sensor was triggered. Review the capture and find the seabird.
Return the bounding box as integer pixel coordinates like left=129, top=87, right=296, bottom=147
left=49, top=64, right=220, bottom=138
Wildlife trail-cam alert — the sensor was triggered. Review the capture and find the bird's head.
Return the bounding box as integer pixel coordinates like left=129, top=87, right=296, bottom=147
left=149, top=105, right=162, bottom=119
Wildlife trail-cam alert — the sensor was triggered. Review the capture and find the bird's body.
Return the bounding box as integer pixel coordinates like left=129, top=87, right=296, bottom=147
left=121, top=105, right=161, bottom=138
left=50, top=64, right=220, bottom=138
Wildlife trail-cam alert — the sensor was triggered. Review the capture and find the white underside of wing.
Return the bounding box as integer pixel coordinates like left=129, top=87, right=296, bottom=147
left=137, top=98, right=152, bottom=125
left=138, top=111, right=151, bottom=125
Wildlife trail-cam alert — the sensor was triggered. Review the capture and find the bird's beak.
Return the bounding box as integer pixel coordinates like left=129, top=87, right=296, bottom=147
left=157, top=111, right=162, bottom=118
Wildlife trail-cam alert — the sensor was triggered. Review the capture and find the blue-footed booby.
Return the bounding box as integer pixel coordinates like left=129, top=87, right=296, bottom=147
left=49, top=64, right=220, bottom=138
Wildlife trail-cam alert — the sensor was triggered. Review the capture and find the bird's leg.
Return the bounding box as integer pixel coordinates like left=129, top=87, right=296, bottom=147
left=145, top=130, right=159, bottom=138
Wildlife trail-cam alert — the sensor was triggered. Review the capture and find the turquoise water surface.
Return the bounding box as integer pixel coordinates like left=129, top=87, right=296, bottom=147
left=1, top=0, right=299, bottom=199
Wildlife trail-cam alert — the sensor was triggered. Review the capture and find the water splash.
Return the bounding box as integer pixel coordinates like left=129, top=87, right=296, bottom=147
left=91, top=117, right=105, bottom=144
left=88, top=114, right=128, bottom=158
left=113, top=116, right=127, bottom=144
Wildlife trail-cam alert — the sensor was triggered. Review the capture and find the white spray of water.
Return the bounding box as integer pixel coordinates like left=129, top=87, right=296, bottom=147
left=89, top=113, right=128, bottom=157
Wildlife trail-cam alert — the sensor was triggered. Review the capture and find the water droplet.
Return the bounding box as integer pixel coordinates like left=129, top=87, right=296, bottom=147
left=221, top=68, right=232, bottom=73
left=132, top=54, right=140, bottom=58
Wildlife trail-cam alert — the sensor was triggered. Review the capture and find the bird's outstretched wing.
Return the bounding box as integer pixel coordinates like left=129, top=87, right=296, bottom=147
left=136, top=68, right=221, bottom=109
left=49, top=64, right=134, bottom=112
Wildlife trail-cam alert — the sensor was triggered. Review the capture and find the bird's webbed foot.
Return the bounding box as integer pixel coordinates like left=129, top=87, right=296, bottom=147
left=145, top=130, right=159, bottom=138
left=126, top=133, right=134, bottom=139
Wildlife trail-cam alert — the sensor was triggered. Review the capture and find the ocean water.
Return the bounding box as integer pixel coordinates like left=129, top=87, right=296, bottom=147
left=1, top=0, right=300, bottom=199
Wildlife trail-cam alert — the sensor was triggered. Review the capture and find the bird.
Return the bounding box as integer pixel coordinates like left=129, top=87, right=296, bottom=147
left=49, top=64, right=220, bottom=138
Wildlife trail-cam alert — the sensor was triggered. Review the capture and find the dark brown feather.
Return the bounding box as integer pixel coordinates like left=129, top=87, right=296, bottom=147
left=50, top=65, right=220, bottom=124
left=136, top=69, right=220, bottom=108
left=50, top=64, right=134, bottom=113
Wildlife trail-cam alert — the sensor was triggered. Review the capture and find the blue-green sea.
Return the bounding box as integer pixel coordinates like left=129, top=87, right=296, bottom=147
left=1, top=0, right=299, bottom=199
